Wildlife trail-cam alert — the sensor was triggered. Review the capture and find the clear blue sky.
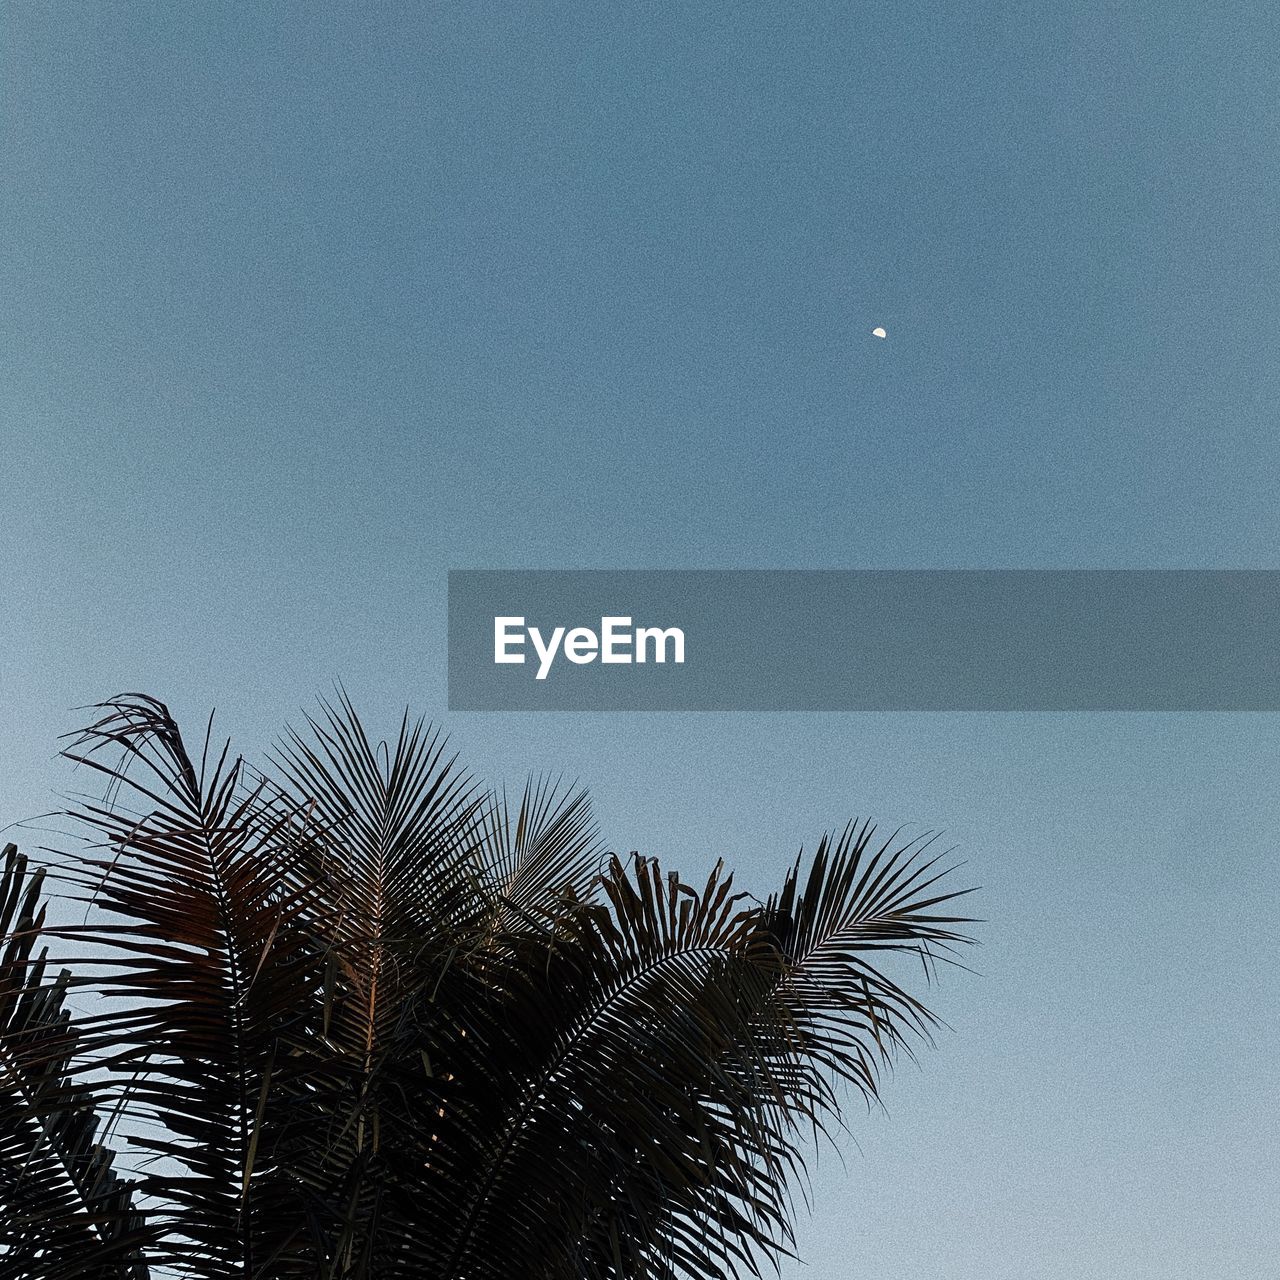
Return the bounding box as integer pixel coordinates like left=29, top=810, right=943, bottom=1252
left=3, top=5, right=1279, bottom=1277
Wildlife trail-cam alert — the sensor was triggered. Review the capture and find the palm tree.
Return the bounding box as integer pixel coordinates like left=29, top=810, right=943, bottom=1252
left=1, top=693, right=975, bottom=1280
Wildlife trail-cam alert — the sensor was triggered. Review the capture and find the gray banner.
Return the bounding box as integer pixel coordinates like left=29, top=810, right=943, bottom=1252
left=447, top=570, right=1280, bottom=711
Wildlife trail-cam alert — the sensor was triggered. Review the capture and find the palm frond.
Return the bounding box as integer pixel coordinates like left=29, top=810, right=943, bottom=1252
left=257, top=693, right=486, bottom=1274
left=56, top=695, right=324, bottom=1277
left=0, top=842, right=151, bottom=1280
left=747, top=821, right=978, bottom=1126
left=434, top=827, right=975, bottom=1280
left=473, top=777, right=606, bottom=931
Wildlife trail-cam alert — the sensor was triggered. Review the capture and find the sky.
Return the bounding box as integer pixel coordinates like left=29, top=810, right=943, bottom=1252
left=2, top=4, right=1279, bottom=1277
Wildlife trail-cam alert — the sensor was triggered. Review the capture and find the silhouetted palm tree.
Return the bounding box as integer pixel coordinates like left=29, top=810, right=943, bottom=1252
left=1, top=693, right=975, bottom=1280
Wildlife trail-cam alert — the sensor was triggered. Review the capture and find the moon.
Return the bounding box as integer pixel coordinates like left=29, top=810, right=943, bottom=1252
left=871, top=326, right=887, bottom=339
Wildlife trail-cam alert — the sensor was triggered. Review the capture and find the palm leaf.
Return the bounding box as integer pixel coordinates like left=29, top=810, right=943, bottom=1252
left=257, top=693, right=486, bottom=1275
left=434, top=828, right=974, bottom=1280
left=0, top=842, right=151, bottom=1279
left=472, top=777, right=606, bottom=932
left=55, top=695, right=325, bottom=1277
